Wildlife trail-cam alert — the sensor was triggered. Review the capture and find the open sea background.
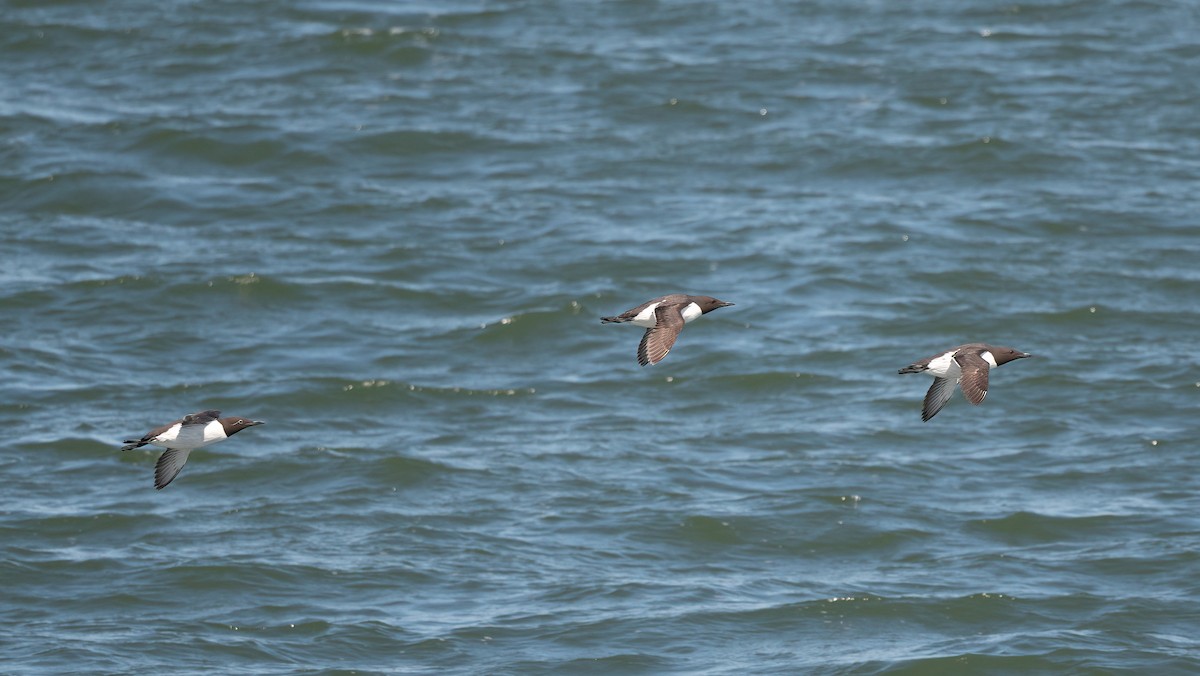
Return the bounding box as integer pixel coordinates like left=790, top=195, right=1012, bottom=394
left=2, top=0, right=1199, bottom=673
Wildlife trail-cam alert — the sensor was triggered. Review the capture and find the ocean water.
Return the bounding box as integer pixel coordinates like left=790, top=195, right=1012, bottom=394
left=3, top=0, right=1199, bottom=673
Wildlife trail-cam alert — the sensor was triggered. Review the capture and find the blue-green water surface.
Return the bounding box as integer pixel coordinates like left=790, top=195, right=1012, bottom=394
left=3, top=1, right=1199, bottom=673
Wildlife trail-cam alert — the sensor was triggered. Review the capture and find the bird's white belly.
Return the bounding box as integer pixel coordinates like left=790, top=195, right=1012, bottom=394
left=925, top=351, right=961, bottom=380
left=152, top=420, right=226, bottom=451
left=631, top=302, right=661, bottom=328
left=631, top=300, right=702, bottom=327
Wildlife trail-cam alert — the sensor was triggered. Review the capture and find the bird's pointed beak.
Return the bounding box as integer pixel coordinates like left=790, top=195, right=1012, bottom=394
left=250, top=420, right=266, bottom=426
left=720, top=301, right=735, bottom=307
left=1019, top=352, right=1033, bottom=359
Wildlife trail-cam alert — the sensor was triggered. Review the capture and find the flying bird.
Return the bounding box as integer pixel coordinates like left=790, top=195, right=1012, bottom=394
left=898, top=343, right=1031, bottom=421
left=601, top=294, right=733, bottom=366
left=121, top=409, right=264, bottom=489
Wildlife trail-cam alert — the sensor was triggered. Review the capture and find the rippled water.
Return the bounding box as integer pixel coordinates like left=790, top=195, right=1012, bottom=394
left=3, top=0, right=1199, bottom=673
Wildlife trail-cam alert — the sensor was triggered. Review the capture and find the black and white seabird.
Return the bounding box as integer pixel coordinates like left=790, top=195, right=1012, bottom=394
left=601, top=294, right=734, bottom=366
left=121, top=409, right=264, bottom=489
left=898, top=343, right=1031, bottom=421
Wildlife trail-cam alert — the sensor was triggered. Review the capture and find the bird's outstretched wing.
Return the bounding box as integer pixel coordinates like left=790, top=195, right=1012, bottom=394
left=922, top=377, right=956, bottom=422
left=637, top=304, right=686, bottom=366
left=154, top=448, right=191, bottom=490
left=955, top=353, right=991, bottom=405
left=181, top=410, right=221, bottom=426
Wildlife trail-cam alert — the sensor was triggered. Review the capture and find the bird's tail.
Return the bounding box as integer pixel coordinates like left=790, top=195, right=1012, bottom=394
left=600, top=316, right=622, bottom=323
left=121, top=440, right=144, bottom=452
